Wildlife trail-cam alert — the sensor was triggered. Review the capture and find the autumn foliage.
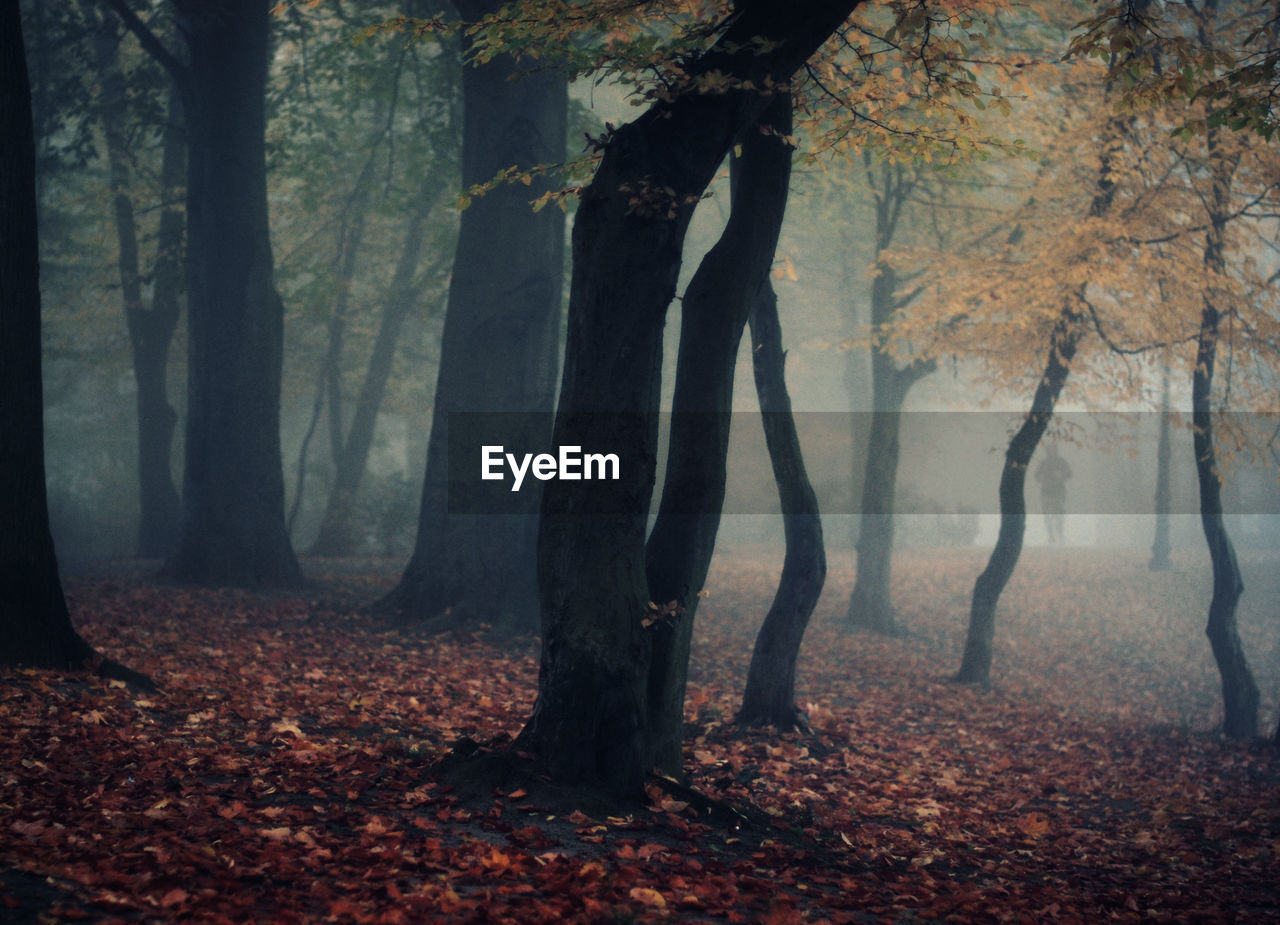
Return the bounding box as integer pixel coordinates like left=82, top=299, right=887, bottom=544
left=3, top=548, right=1278, bottom=922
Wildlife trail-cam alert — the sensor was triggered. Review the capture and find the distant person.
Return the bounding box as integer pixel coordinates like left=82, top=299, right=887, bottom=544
left=1035, top=443, right=1072, bottom=545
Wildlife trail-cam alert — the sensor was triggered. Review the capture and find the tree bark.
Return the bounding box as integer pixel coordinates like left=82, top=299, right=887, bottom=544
left=955, top=53, right=1137, bottom=686
left=643, top=92, right=793, bottom=776
left=737, top=278, right=826, bottom=730
left=955, top=318, right=1079, bottom=686
left=845, top=164, right=931, bottom=636
left=91, top=25, right=184, bottom=559
left=158, top=0, right=302, bottom=587
left=517, top=0, right=861, bottom=801
left=375, top=0, right=565, bottom=632
left=0, top=1, right=151, bottom=690
left=1193, top=125, right=1258, bottom=740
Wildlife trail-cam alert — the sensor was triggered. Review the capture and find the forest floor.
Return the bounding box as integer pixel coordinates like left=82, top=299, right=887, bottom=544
left=2, top=545, right=1279, bottom=923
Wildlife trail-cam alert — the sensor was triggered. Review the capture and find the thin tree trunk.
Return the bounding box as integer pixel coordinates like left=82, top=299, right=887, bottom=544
left=844, top=163, right=931, bottom=636
left=737, top=278, right=825, bottom=729
left=310, top=184, right=445, bottom=556
left=1194, top=125, right=1258, bottom=740
left=955, top=317, right=1078, bottom=686
left=954, top=46, right=1139, bottom=685
left=287, top=144, right=379, bottom=536
left=92, top=26, right=184, bottom=559
left=644, top=92, right=793, bottom=777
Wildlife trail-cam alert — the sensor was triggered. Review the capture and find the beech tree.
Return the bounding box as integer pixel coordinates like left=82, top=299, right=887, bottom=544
left=642, top=92, right=796, bottom=772
left=511, top=0, right=863, bottom=800
left=1, top=0, right=149, bottom=688
left=736, top=271, right=827, bottom=730
left=108, top=0, right=303, bottom=587
left=844, top=160, right=935, bottom=637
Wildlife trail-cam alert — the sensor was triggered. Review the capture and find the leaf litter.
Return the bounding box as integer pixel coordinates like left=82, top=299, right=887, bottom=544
left=1, top=547, right=1278, bottom=922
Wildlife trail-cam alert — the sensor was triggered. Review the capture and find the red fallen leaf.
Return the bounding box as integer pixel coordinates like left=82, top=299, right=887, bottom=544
left=1016, top=812, right=1051, bottom=837
left=506, top=788, right=527, bottom=799
left=637, top=842, right=669, bottom=861
left=159, top=888, right=188, bottom=907
left=258, top=826, right=292, bottom=840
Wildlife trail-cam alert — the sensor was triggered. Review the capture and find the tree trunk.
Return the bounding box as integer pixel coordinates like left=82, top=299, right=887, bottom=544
left=955, top=57, right=1137, bottom=685
left=517, top=0, right=860, bottom=801
left=92, top=25, right=184, bottom=558
left=375, top=0, right=565, bottom=632
left=737, top=279, right=826, bottom=729
left=0, top=2, right=150, bottom=689
left=309, top=182, right=444, bottom=556
left=162, top=0, right=302, bottom=588
left=643, top=92, right=793, bottom=777
left=1149, top=364, right=1172, bottom=571
left=1194, top=126, right=1258, bottom=740
left=955, top=317, right=1078, bottom=686
left=844, top=163, right=931, bottom=635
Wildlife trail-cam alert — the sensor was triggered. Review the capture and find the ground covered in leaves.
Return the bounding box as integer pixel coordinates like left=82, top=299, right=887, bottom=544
left=3, top=546, right=1279, bottom=923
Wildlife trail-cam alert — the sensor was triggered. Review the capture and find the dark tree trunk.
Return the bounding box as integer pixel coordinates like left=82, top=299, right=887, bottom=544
left=955, top=62, right=1137, bottom=686
left=309, top=182, right=444, bottom=556
left=737, top=278, right=826, bottom=730
left=155, top=0, right=301, bottom=587
left=643, top=93, right=793, bottom=776
left=375, top=0, right=565, bottom=632
left=92, top=26, right=184, bottom=558
left=134, top=92, right=185, bottom=559
left=1, top=2, right=151, bottom=689
left=1149, top=364, right=1172, bottom=571
left=955, top=317, right=1079, bottom=686
left=845, top=271, right=931, bottom=636
left=517, top=0, right=860, bottom=801
left=1194, top=127, right=1258, bottom=740
left=847, top=405, right=903, bottom=635
left=844, top=164, right=930, bottom=636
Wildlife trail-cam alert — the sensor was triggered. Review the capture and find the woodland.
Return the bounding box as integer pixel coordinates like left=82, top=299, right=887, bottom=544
left=3, top=0, right=1280, bottom=921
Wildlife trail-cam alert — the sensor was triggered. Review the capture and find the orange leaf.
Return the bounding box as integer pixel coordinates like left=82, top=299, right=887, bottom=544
left=1016, top=812, right=1051, bottom=837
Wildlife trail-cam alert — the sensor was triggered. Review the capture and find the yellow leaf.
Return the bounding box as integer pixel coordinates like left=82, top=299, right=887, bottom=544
left=629, top=887, right=667, bottom=909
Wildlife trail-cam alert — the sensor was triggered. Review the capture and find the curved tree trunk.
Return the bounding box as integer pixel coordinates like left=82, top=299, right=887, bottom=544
left=737, top=278, right=826, bottom=729
left=162, top=0, right=302, bottom=587
left=517, top=0, right=859, bottom=801
left=375, top=0, right=565, bottom=633
left=955, top=45, right=1139, bottom=685
left=1194, top=125, right=1258, bottom=740
left=643, top=93, right=793, bottom=777
left=955, top=320, right=1078, bottom=686
left=1, top=3, right=151, bottom=690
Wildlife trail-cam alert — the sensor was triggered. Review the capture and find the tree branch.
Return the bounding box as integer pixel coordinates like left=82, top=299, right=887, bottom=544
left=99, top=0, right=188, bottom=91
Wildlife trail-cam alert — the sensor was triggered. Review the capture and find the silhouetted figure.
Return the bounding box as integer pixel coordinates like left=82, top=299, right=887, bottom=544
left=1035, top=444, right=1072, bottom=545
